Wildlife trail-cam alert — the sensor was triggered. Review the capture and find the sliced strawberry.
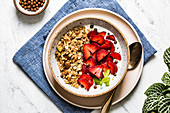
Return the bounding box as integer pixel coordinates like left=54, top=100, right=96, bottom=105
left=106, top=35, right=116, bottom=41
left=100, top=40, right=112, bottom=49
left=106, top=54, right=113, bottom=61
left=101, top=62, right=109, bottom=72
left=87, top=30, right=98, bottom=38
left=90, top=35, right=104, bottom=45
left=91, top=42, right=100, bottom=50
left=89, top=65, right=103, bottom=78
left=84, top=58, right=96, bottom=67
left=110, top=52, right=121, bottom=61
left=98, top=31, right=106, bottom=37
left=107, top=61, right=118, bottom=74
left=110, top=44, right=115, bottom=52
left=83, top=44, right=98, bottom=60
left=97, top=49, right=109, bottom=61
left=79, top=74, right=93, bottom=86
left=82, top=64, right=88, bottom=74
left=92, top=52, right=97, bottom=60
left=78, top=78, right=90, bottom=91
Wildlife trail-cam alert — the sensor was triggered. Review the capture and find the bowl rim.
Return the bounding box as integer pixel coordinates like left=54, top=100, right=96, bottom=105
left=13, top=0, right=49, bottom=16
left=47, top=17, right=130, bottom=97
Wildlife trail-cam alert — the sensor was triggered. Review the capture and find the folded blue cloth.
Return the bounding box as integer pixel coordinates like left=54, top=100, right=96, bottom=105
left=13, top=0, right=157, bottom=112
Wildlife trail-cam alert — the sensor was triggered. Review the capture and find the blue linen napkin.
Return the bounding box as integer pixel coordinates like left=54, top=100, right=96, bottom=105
left=13, top=0, right=157, bottom=112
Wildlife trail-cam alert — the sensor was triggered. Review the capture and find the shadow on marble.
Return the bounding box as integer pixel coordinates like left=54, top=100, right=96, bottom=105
left=15, top=9, right=45, bottom=24
left=144, top=55, right=156, bottom=65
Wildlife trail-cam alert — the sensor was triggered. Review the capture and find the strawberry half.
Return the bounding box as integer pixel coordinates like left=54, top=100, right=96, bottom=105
left=78, top=78, right=90, bottom=91
left=101, top=62, right=109, bottom=72
left=82, top=64, right=88, bottom=74
left=84, top=58, right=96, bottom=67
left=83, top=44, right=98, bottom=60
left=106, top=54, right=113, bottom=61
left=98, top=31, right=106, bottom=37
left=91, top=42, right=100, bottom=50
left=110, top=44, right=115, bottom=52
left=97, top=49, right=109, bottom=61
left=110, top=52, right=121, bottom=61
left=107, top=61, right=118, bottom=74
left=100, top=40, right=113, bottom=49
left=92, top=52, right=97, bottom=60
left=106, top=35, right=116, bottom=41
left=89, top=65, right=103, bottom=78
left=79, top=74, right=93, bottom=86
left=87, top=30, right=98, bottom=38
left=90, top=35, right=104, bottom=45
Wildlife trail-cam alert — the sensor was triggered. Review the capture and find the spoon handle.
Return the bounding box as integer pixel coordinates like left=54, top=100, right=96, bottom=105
left=100, top=87, right=117, bottom=113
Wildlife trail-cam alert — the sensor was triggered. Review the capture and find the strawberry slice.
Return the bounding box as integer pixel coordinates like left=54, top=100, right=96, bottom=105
left=106, top=54, right=113, bottom=61
left=107, top=61, right=118, bottom=74
left=79, top=74, right=93, bottom=86
left=91, top=42, right=100, bottom=50
left=87, top=30, right=98, bottom=38
left=97, top=49, right=109, bottom=61
left=84, top=58, right=96, bottom=67
left=92, top=52, right=97, bottom=60
left=78, top=78, right=90, bottom=91
left=83, top=44, right=98, bottom=60
left=101, top=62, right=109, bottom=72
left=100, top=40, right=113, bottom=49
left=110, top=52, right=121, bottom=61
left=90, top=35, right=104, bottom=45
left=89, top=65, right=103, bottom=78
left=82, top=64, right=88, bottom=74
left=106, top=35, right=116, bottom=41
left=98, top=31, right=106, bottom=37
left=110, top=44, right=115, bottom=52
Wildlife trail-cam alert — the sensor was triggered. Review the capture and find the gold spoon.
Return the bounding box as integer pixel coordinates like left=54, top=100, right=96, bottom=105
left=100, top=42, right=142, bottom=113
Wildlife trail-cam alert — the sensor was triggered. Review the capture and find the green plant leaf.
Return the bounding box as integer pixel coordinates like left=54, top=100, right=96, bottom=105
left=102, top=77, right=110, bottom=86
left=144, top=83, right=166, bottom=97
left=104, top=69, right=110, bottom=77
left=158, top=96, right=170, bottom=113
left=142, top=94, right=160, bottom=113
left=163, top=47, right=170, bottom=72
left=162, top=72, right=170, bottom=86
left=165, top=93, right=170, bottom=98
left=162, top=87, right=170, bottom=94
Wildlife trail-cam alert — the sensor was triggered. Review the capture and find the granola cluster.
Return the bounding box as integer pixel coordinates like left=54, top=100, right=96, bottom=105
left=55, top=26, right=90, bottom=88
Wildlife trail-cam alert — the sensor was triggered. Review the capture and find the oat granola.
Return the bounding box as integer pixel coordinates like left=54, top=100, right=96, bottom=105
left=55, top=26, right=89, bottom=88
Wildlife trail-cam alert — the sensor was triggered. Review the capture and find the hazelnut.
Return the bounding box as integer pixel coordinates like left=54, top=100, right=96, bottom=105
left=65, top=62, right=70, bottom=68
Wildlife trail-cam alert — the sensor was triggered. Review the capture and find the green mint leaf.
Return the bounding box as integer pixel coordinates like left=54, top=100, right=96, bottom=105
left=105, top=82, right=110, bottom=86
left=104, top=69, right=110, bottom=77
left=99, top=81, right=103, bottom=86
left=163, top=47, right=170, bottom=72
left=162, top=72, right=170, bottom=86
left=158, top=96, right=170, bottom=113
left=102, top=77, right=110, bottom=86
left=144, top=83, right=166, bottom=97
left=142, top=94, right=160, bottom=113
left=93, top=77, right=102, bottom=85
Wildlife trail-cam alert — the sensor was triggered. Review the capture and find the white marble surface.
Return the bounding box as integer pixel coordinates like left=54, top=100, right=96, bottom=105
left=0, top=0, right=170, bottom=113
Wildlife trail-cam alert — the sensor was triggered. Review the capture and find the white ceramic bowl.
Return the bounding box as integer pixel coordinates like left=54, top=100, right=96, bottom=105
left=48, top=17, right=130, bottom=97
left=13, top=0, right=49, bottom=16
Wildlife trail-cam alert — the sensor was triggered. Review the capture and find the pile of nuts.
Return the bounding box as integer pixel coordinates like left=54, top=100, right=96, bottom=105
left=19, top=0, right=45, bottom=12
left=55, top=26, right=90, bottom=88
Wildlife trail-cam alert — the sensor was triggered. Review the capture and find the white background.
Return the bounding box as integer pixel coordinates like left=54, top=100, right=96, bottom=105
left=0, top=0, right=170, bottom=113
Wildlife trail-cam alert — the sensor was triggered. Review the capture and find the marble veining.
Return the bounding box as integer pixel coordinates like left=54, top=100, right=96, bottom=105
left=0, top=0, right=170, bottom=113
